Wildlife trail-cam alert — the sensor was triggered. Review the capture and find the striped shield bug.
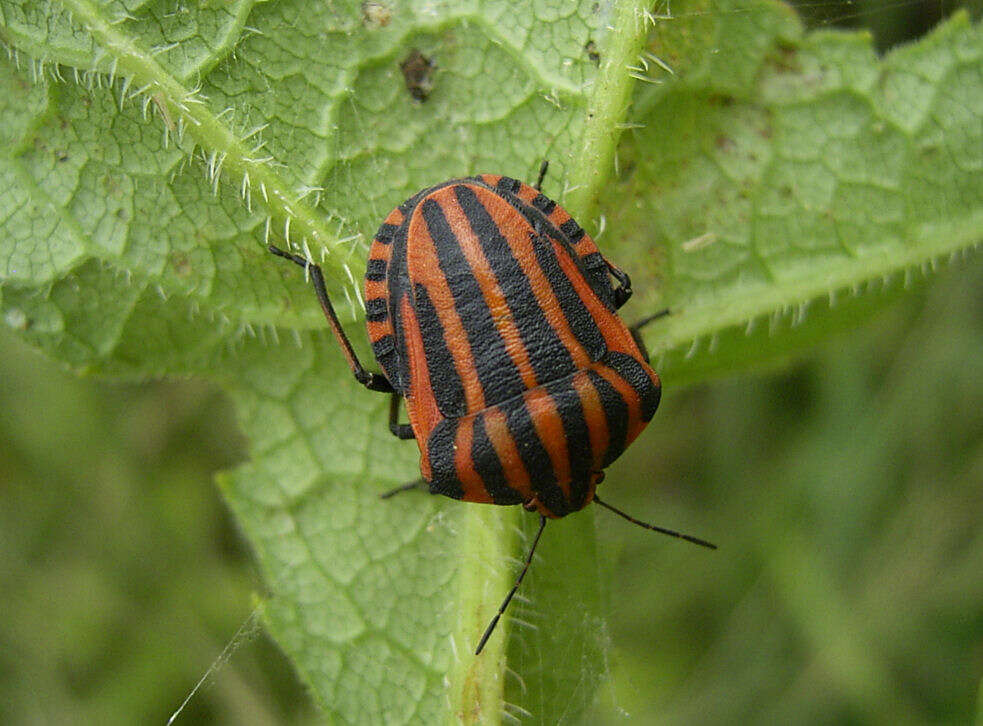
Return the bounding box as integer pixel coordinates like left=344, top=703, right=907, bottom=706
left=270, top=162, right=714, bottom=654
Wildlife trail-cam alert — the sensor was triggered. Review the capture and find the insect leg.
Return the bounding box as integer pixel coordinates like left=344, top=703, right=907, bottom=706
left=534, top=159, right=549, bottom=191
left=378, top=479, right=428, bottom=499
left=388, top=393, right=415, bottom=440
left=604, top=257, right=633, bottom=308
left=269, top=245, right=394, bottom=393
left=628, top=309, right=670, bottom=363
left=475, top=514, right=547, bottom=655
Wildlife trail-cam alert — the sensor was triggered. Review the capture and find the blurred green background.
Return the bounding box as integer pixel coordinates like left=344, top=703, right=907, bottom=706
left=3, top=257, right=981, bottom=726
left=593, top=257, right=983, bottom=724
left=5, top=259, right=980, bottom=726
left=2, top=4, right=982, bottom=725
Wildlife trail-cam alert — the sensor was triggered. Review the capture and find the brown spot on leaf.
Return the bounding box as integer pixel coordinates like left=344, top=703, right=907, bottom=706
left=768, top=42, right=801, bottom=72
left=361, top=1, right=392, bottom=28
left=171, top=251, right=192, bottom=278
left=400, top=48, right=435, bottom=102
left=584, top=39, right=600, bottom=65
left=707, top=93, right=736, bottom=107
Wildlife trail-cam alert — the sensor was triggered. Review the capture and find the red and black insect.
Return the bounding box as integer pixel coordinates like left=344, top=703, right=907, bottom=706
left=270, top=162, right=713, bottom=654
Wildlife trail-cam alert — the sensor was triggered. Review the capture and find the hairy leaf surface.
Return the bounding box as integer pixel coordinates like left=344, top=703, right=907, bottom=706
left=1, top=0, right=980, bottom=722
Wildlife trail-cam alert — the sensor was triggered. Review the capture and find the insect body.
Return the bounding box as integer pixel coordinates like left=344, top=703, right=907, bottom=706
left=365, top=172, right=659, bottom=518
left=270, top=163, right=713, bottom=654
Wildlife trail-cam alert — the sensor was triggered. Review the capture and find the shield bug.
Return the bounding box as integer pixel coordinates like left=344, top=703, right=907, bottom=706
left=270, top=162, right=714, bottom=654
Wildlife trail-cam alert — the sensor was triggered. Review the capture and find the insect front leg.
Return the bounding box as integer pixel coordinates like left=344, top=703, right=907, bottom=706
left=534, top=159, right=549, bottom=191
left=268, top=245, right=394, bottom=394
left=604, top=257, right=633, bottom=309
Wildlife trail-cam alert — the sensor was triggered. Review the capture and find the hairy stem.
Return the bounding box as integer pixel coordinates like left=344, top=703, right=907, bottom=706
left=58, top=0, right=349, bottom=278
left=449, top=2, right=655, bottom=722
left=564, top=0, right=653, bottom=225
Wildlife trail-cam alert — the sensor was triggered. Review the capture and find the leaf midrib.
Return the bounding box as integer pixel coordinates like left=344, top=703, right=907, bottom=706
left=650, top=216, right=983, bottom=356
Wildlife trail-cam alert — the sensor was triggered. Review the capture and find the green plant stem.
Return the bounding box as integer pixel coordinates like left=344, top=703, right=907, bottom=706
left=448, top=507, right=517, bottom=725
left=448, top=2, right=654, bottom=722
left=564, top=0, right=653, bottom=225
left=58, top=0, right=348, bottom=277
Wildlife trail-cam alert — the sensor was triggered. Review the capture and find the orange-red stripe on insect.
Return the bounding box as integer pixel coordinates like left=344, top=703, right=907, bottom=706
left=445, top=185, right=541, bottom=389
left=593, top=362, right=647, bottom=446
left=547, top=236, right=639, bottom=355
left=399, top=292, right=442, bottom=445
left=482, top=405, right=534, bottom=504
left=511, top=180, right=540, bottom=206
left=525, top=387, right=573, bottom=500
left=405, top=197, right=487, bottom=413
left=493, top=211, right=595, bottom=370
left=572, top=370, right=611, bottom=472
left=454, top=416, right=495, bottom=504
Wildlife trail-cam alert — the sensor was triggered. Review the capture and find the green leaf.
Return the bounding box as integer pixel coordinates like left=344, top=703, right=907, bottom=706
left=608, top=0, right=983, bottom=382
left=1, top=0, right=981, bottom=723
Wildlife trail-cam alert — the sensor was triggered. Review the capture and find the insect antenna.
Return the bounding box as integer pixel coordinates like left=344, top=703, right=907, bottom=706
left=475, top=514, right=547, bottom=655
left=593, top=494, right=716, bottom=550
